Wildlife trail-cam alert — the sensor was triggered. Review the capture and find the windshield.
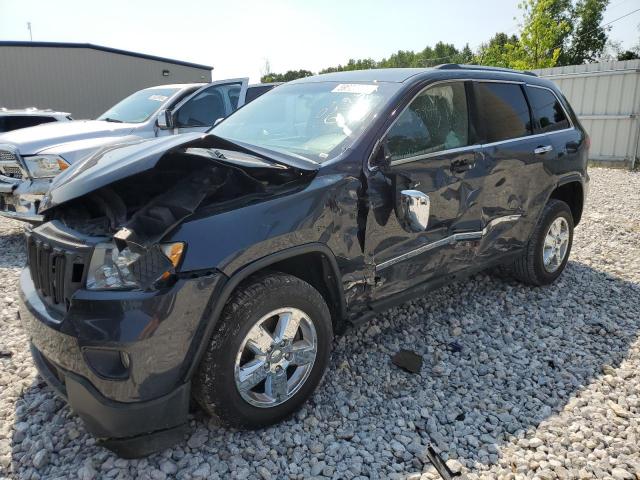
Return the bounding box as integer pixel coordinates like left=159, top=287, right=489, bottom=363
left=97, top=87, right=179, bottom=123
left=211, top=81, right=401, bottom=162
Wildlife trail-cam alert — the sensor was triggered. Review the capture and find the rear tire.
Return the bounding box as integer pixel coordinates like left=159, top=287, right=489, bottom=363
left=512, top=199, right=574, bottom=286
left=193, top=272, right=332, bottom=429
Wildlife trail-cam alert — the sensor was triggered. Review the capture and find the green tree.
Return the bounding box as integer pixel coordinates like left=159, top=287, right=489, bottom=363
left=476, top=32, right=522, bottom=68
left=515, top=0, right=572, bottom=69
left=562, top=0, right=610, bottom=64
left=618, top=50, right=640, bottom=60
left=261, top=69, right=313, bottom=83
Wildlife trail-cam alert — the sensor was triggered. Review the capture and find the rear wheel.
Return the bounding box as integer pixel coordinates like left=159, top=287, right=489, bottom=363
left=512, top=199, right=574, bottom=286
left=193, top=272, right=332, bottom=428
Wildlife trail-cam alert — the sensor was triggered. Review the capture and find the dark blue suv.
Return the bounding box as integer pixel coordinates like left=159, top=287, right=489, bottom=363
left=18, top=65, right=589, bottom=457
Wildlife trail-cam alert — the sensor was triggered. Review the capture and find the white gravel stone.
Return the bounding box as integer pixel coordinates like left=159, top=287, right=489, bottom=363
left=0, top=168, right=639, bottom=479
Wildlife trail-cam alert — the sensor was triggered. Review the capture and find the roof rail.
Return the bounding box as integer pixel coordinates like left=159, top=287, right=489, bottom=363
left=434, top=64, right=538, bottom=77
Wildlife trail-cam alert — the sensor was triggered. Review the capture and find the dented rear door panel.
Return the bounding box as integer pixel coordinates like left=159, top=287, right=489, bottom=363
left=475, top=135, right=552, bottom=260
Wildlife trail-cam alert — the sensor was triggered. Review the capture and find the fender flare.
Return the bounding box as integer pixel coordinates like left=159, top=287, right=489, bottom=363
left=183, top=242, right=346, bottom=380
left=529, top=173, right=586, bottom=230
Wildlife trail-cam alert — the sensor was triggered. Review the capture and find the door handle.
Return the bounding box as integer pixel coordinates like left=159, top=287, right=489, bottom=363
left=533, top=145, right=553, bottom=155
left=565, top=141, right=579, bottom=153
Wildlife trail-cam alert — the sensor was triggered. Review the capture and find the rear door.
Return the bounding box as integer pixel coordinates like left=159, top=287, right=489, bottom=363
left=173, top=78, right=248, bottom=134
left=473, top=80, right=548, bottom=260
left=525, top=84, right=582, bottom=171
left=368, top=80, right=486, bottom=300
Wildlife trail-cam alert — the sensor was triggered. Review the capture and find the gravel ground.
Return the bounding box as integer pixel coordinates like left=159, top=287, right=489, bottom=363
left=1, top=167, right=639, bottom=480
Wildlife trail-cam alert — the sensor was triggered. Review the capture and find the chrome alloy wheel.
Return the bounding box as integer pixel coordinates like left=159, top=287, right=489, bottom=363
left=543, top=217, right=570, bottom=273
left=234, top=307, right=318, bottom=408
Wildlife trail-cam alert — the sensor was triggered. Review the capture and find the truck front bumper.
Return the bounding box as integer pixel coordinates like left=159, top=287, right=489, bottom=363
left=0, top=179, right=47, bottom=223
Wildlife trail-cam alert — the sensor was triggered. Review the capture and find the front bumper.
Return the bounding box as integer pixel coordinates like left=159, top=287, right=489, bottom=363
left=0, top=178, right=48, bottom=222
left=29, top=343, right=191, bottom=457
left=18, top=266, right=225, bottom=456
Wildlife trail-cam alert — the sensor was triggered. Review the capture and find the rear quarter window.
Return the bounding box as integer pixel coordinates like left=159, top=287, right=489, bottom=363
left=474, top=82, right=532, bottom=143
left=526, top=86, right=570, bottom=133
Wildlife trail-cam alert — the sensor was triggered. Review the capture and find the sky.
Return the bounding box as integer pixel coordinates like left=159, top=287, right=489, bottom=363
left=1, top=0, right=639, bottom=82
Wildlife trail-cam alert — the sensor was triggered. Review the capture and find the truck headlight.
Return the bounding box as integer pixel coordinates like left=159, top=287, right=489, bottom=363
left=86, top=242, right=185, bottom=290
left=86, top=243, right=140, bottom=290
left=23, top=155, right=69, bottom=178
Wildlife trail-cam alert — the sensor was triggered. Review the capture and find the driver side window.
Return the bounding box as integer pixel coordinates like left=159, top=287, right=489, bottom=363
left=386, top=82, right=470, bottom=162
left=176, top=84, right=238, bottom=128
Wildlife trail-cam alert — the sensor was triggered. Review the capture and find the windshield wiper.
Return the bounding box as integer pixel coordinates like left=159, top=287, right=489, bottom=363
left=102, top=117, right=123, bottom=123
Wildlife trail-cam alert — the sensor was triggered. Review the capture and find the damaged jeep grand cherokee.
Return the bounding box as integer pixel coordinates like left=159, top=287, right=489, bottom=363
left=18, top=65, right=588, bottom=457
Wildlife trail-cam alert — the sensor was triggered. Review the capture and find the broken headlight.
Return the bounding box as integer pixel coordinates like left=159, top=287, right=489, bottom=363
left=86, top=242, right=185, bottom=290
left=86, top=243, right=140, bottom=290
left=23, top=155, right=69, bottom=178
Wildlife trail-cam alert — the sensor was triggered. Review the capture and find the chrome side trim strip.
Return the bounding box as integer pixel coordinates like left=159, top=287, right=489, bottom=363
left=375, top=214, right=522, bottom=271
left=387, top=126, right=577, bottom=167
left=481, top=214, right=522, bottom=235
left=480, top=128, right=575, bottom=149
left=390, top=144, right=478, bottom=167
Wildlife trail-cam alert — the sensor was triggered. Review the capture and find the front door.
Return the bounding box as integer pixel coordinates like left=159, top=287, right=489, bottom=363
left=367, top=80, right=485, bottom=300
left=173, top=78, right=249, bottom=134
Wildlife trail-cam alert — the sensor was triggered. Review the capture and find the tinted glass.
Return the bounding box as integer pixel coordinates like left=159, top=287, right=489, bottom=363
left=526, top=86, right=570, bottom=133
left=176, top=84, right=236, bottom=127
left=475, top=82, right=531, bottom=142
left=0, top=115, right=55, bottom=132
left=386, top=82, right=469, bottom=161
left=98, top=87, right=178, bottom=123
left=245, top=85, right=274, bottom=104
left=212, top=81, right=402, bottom=163
left=227, top=85, right=241, bottom=110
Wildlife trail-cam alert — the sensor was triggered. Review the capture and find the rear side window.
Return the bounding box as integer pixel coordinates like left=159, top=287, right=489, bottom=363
left=526, top=86, right=570, bottom=133
left=474, top=82, right=531, bottom=143
left=176, top=84, right=239, bottom=127
left=227, top=85, right=241, bottom=110
left=245, top=85, right=274, bottom=104
left=386, top=82, right=470, bottom=161
left=0, top=115, right=56, bottom=132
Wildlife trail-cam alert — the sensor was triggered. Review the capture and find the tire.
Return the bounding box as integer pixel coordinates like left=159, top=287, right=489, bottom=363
left=193, top=272, right=332, bottom=429
left=512, top=199, right=574, bottom=286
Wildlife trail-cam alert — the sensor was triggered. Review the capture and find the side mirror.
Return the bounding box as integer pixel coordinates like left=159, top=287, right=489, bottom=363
left=156, top=109, right=173, bottom=129
left=399, top=190, right=430, bottom=231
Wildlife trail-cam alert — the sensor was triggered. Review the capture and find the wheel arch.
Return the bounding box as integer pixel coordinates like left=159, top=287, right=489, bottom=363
left=184, top=243, right=346, bottom=381
left=548, top=177, right=585, bottom=226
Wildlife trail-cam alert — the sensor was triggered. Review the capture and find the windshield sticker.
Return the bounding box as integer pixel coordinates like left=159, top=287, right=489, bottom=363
left=148, top=95, right=168, bottom=102
left=331, top=84, right=378, bottom=95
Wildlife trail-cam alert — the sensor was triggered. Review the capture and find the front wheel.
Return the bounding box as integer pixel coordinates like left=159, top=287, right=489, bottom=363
left=511, top=199, right=574, bottom=286
left=193, top=272, right=332, bottom=429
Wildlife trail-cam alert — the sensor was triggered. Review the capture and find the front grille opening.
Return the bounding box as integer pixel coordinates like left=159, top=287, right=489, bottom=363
left=0, top=150, right=18, bottom=162
left=26, top=233, right=87, bottom=312
left=71, top=263, right=84, bottom=283
left=2, top=166, right=23, bottom=179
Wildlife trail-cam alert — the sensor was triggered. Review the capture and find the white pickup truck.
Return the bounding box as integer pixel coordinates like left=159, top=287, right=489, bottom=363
left=0, top=78, right=277, bottom=221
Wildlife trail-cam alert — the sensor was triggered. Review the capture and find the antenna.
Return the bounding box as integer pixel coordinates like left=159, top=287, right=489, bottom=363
left=27, top=22, right=33, bottom=41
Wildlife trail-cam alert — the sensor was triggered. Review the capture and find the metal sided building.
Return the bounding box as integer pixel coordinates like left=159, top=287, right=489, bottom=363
left=0, top=41, right=213, bottom=119
left=534, top=60, right=640, bottom=169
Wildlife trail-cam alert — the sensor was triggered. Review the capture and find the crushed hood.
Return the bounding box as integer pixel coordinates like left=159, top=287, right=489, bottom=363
left=0, top=120, right=137, bottom=156
left=40, top=133, right=319, bottom=213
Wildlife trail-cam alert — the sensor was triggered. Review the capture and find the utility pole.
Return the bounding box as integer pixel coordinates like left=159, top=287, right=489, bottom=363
left=27, top=22, right=32, bottom=41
